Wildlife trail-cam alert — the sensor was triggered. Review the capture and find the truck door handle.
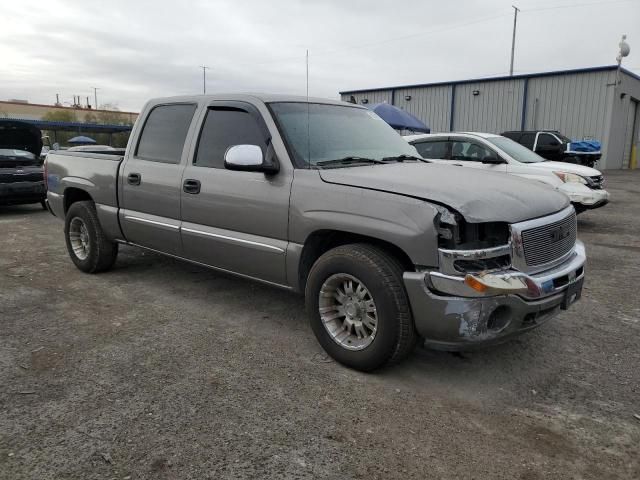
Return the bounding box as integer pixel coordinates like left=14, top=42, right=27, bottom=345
left=127, top=173, right=141, bottom=185
left=183, top=179, right=201, bottom=194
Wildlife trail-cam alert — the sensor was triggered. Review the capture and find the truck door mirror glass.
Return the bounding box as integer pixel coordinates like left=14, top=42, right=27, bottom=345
left=224, top=144, right=276, bottom=173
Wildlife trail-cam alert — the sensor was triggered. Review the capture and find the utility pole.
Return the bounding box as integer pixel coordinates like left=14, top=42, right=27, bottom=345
left=92, top=87, right=99, bottom=110
left=509, top=5, right=520, bottom=76
left=199, top=65, right=210, bottom=94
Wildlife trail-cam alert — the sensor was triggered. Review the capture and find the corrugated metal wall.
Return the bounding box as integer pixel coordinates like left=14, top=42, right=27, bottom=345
left=523, top=70, right=614, bottom=142
left=341, top=90, right=392, bottom=105
left=453, top=79, right=524, bottom=133
left=393, top=85, right=451, bottom=132
left=340, top=69, right=640, bottom=168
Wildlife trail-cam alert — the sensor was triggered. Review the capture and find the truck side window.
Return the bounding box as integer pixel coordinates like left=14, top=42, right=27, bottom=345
left=195, top=108, right=267, bottom=169
left=537, top=133, right=560, bottom=146
left=413, top=140, right=449, bottom=159
left=136, top=104, right=197, bottom=164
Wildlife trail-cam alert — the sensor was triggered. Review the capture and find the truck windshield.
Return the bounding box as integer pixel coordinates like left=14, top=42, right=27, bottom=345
left=486, top=136, right=546, bottom=163
left=269, top=102, right=419, bottom=168
left=0, top=148, right=37, bottom=164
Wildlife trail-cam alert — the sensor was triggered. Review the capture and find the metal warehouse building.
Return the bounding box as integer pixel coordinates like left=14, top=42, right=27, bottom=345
left=340, top=66, right=640, bottom=170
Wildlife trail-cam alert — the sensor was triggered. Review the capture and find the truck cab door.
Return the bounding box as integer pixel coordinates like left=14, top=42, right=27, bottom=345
left=119, top=103, right=199, bottom=255
left=534, top=132, right=563, bottom=161
left=179, top=101, right=292, bottom=286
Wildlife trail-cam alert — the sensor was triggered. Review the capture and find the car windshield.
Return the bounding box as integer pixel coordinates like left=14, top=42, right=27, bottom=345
left=269, top=102, right=419, bottom=167
left=0, top=148, right=36, bottom=160
left=486, top=136, right=547, bottom=163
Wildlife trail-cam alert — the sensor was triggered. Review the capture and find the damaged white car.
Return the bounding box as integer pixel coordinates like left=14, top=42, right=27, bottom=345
left=407, top=132, right=610, bottom=213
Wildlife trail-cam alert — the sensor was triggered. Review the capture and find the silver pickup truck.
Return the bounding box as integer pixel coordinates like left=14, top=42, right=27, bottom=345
left=45, top=94, right=586, bottom=371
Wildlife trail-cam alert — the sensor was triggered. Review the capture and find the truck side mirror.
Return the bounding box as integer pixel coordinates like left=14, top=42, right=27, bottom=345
left=224, top=144, right=279, bottom=174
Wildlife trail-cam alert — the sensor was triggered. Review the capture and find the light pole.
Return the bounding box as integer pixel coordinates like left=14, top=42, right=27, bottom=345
left=615, top=34, right=631, bottom=85
left=92, top=87, right=99, bottom=110
left=509, top=5, right=520, bottom=76
left=199, top=65, right=210, bottom=94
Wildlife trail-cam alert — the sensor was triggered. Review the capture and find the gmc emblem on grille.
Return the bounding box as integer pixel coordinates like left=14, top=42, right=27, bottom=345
left=549, top=225, right=571, bottom=242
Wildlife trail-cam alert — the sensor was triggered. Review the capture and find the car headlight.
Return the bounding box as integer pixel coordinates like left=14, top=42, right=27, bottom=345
left=553, top=171, right=588, bottom=184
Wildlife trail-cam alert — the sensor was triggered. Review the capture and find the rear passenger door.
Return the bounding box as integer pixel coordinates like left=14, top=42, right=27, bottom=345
left=120, top=103, right=198, bottom=255
left=179, top=102, right=292, bottom=285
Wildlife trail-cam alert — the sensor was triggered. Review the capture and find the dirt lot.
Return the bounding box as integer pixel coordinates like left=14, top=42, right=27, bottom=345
left=1, top=170, right=639, bottom=479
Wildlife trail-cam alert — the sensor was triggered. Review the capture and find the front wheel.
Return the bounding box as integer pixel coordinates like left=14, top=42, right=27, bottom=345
left=305, top=244, right=417, bottom=371
left=64, top=201, right=118, bottom=273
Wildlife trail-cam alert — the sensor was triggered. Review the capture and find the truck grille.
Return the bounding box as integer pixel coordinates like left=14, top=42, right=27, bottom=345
left=0, top=171, right=44, bottom=183
left=521, top=210, right=577, bottom=267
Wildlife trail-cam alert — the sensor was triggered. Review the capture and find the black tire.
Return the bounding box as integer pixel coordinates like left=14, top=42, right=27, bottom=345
left=305, top=243, right=417, bottom=371
left=40, top=200, right=47, bottom=211
left=64, top=200, right=118, bottom=273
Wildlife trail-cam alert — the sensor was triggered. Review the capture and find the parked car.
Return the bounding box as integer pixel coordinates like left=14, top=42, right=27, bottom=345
left=0, top=120, right=47, bottom=209
left=45, top=94, right=585, bottom=371
left=407, top=132, right=609, bottom=213
left=501, top=130, right=601, bottom=168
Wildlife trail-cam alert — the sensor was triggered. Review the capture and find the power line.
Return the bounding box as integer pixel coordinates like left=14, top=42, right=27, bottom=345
left=525, top=0, right=636, bottom=13
left=240, top=11, right=509, bottom=68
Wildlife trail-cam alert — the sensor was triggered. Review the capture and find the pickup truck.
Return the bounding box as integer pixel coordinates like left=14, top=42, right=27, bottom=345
left=45, top=94, right=586, bottom=371
left=501, top=130, right=602, bottom=168
left=0, top=120, right=47, bottom=209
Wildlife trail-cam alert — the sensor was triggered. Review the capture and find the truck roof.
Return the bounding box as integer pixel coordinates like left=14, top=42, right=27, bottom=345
left=145, top=93, right=355, bottom=107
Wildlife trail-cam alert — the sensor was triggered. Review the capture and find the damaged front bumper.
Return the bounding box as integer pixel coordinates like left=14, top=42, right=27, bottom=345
left=559, top=182, right=609, bottom=209
left=403, top=241, right=586, bottom=350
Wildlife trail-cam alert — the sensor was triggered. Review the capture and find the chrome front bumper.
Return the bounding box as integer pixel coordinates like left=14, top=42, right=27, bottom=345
left=403, top=241, right=586, bottom=350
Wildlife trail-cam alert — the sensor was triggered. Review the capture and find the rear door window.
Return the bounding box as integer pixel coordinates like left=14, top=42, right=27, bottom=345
left=450, top=140, right=495, bottom=162
left=413, top=140, right=449, bottom=159
left=136, top=104, right=197, bottom=163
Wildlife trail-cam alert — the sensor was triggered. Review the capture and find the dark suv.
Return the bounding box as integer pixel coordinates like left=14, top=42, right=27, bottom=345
left=0, top=120, right=47, bottom=209
left=501, top=130, right=601, bottom=168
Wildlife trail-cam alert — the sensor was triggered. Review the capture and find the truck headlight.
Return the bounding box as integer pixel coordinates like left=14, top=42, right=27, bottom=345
left=553, top=171, right=588, bottom=184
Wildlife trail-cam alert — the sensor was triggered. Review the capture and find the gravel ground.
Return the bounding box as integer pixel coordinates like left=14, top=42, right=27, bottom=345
left=1, top=170, right=639, bottom=479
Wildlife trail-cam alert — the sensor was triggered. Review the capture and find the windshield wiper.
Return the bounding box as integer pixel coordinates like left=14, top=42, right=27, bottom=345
left=381, top=154, right=425, bottom=162
left=315, top=156, right=386, bottom=167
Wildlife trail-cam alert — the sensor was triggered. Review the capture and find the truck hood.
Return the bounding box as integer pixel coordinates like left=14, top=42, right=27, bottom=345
left=318, top=162, right=570, bottom=223
left=0, top=120, right=43, bottom=158
left=525, top=160, right=601, bottom=177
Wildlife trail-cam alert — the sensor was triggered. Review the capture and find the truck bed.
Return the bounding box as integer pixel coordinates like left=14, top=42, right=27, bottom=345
left=45, top=151, right=124, bottom=240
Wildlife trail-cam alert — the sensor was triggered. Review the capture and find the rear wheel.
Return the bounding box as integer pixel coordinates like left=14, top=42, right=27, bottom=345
left=305, top=244, right=417, bottom=371
left=40, top=200, right=47, bottom=211
left=64, top=201, right=118, bottom=273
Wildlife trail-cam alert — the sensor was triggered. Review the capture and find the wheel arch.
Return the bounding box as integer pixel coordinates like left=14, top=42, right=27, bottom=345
left=296, top=229, right=415, bottom=293
left=63, top=187, right=94, bottom=214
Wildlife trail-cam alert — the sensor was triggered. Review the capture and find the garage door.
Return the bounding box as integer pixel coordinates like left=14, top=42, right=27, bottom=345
left=623, top=99, right=639, bottom=169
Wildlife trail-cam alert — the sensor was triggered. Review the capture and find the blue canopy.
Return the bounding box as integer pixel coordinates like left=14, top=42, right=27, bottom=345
left=68, top=135, right=96, bottom=144
left=366, top=103, right=430, bottom=133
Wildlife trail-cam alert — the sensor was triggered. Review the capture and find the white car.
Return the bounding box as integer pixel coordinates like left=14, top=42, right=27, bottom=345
left=406, top=132, right=609, bottom=213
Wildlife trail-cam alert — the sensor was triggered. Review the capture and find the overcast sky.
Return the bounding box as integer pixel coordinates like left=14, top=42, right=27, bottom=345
left=1, top=0, right=638, bottom=112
